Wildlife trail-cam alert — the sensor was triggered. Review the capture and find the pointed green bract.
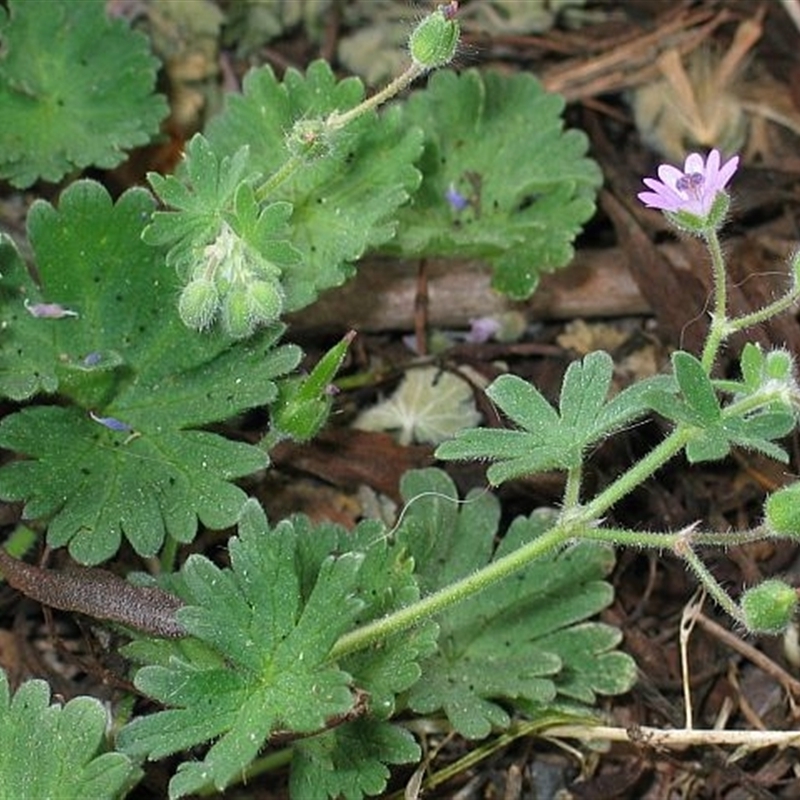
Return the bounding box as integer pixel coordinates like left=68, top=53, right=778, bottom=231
left=0, top=0, right=167, bottom=187
left=388, top=68, right=602, bottom=298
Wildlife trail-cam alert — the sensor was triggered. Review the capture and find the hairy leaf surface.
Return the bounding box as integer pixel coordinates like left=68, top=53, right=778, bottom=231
left=389, top=69, right=602, bottom=298
left=0, top=181, right=300, bottom=562
left=119, top=501, right=434, bottom=799
left=0, top=0, right=166, bottom=187
left=0, top=669, right=139, bottom=799
left=397, top=469, right=635, bottom=739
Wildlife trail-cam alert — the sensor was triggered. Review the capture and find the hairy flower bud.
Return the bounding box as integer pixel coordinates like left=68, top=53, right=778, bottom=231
left=740, top=579, right=798, bottom=634
left=178, top=278, right=219, bottom=331
left=247, top=279, right=284, bottom=326
left=286, top=119, right=332, bottom=162
left=765, top=483, right=800, bottom=538
left=408, top=2, right=460, bottom=70
left=221, top=286, right=255, bottom=339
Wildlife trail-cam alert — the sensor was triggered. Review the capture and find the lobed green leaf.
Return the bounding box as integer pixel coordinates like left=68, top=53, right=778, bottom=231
left=388, top=69, right=602, bottom=298
left=397, top=469, right=634, bottom=739
left=0, top=0, right=167, bottom=187
left=436, top=352, right=661, bottom=485
left=0, top=669, right=139, bottom=799
left=119, top=500, right=433, bottom=799
left=291, top=720, right=420, bottom=800
left=0, top=180, right=300, bottom=562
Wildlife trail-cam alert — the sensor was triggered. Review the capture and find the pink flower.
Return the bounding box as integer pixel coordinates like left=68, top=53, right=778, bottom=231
left=637, top=149, right=739, bottom=218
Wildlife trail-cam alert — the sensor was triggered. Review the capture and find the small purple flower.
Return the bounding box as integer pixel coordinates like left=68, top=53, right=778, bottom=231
left=637, top=149, right=739, bottom=218
left=24, top=299, right=79, bottom=319
left=466, top=316, right=502, bottom=344
left=82, top=351, right=103, bottom=367
left=445, top=183, right=469, bottom=212
left=89, top=410, right=134, bottom=433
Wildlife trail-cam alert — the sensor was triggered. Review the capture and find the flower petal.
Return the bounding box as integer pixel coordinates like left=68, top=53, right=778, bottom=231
left=684, top=152, right=705, bottom=174
left=657, top=164, right=684, bottom=187
left=642, top=177, right=682, bottom=208
left=704, top=149, right=721, bottom=178
left=716, top=155, right=739, bottom=189
left=637, top=191, right=674, bottom=211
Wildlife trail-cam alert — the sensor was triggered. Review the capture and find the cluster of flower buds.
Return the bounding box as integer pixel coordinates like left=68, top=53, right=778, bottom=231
left=178, top=223, right=284, bottom=339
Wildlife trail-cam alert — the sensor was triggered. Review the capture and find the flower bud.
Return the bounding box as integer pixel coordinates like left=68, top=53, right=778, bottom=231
left=272, top=377, right=332, bottom=443
left=764, top=349, right=793, bottom=381
left=221, top=286, right=255, bottom=339
left=740, top=579, right=798, bottom=634
left=765, top=483, right=800, bottom=538
left=408, top=2, right=460, bottom=70
left=247, top=279, right=284, bottom=326
left=271, top=331, right=355, bottom=441
left=286, top=119, right=332, bottom=162
left=178, top=278, right=219, bottom=331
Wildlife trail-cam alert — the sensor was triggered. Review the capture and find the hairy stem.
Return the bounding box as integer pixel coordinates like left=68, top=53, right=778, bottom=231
left=329, top=522, right=569, bottom=660
left=578, top=425, right=693, bottom=521
left=700, top=227, right=728, bottom=372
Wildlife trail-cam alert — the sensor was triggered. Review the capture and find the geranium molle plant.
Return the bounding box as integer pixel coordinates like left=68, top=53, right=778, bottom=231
left=4, top=0, right=800, bottom=794
left=436, top=148, right=800, bottom=639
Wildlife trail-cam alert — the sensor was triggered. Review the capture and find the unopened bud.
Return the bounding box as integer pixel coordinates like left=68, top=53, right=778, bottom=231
left=221, top=286, right=255, bottom=339
left=408, top=2, right=460, bottom=70
left=740, top=579, right=798, bottom=634
left=765, top=483, right=800, bottom=538
left=247, top=279, right=284, bottom=326
left=178, top=279, right=219, bottom=331
left=286, top=119, right=332, bottom=162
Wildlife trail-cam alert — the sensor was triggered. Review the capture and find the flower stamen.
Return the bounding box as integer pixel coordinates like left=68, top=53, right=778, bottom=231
left=675, top=172, right=704, bottom=197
